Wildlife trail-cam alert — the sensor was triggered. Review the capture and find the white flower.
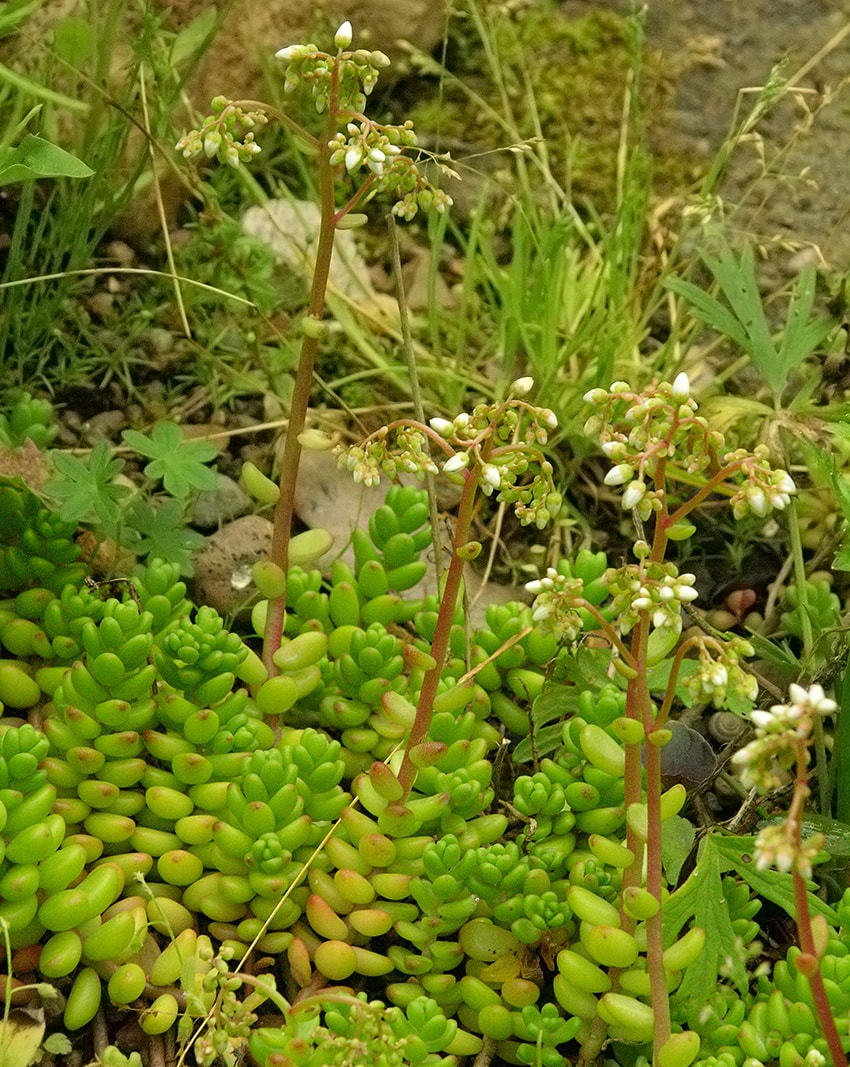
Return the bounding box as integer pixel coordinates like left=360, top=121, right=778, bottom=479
left=512, top=376, right=534, bottom=396
left=367, top=148, right=386, bottom=175
left=532, top=604, right=553, bottom=622
left=747, top=486, right=768, bottom=517
left=621, top=480, right=647, bottom=510
left=334, top=20, right=353, bottom=50
left=429, top=417, right=453, bottom=436
left=482, top=464, right=501, bottom=490
left=344, top=146, right=363, bottom=173
left=541, top=409, right=558, bottom=429
left=583, top=388, right=608, bottom=405
left=671, top=371, right=691, bottom=403
left=275, top=45, right=300, bottom=63
left=443, top=452, right=468, bottom=474
left=789, top=683, right=836, bottom=717
left=750, top=709, right=776, bottom=731
left=604, top=464, right=633, bottom=487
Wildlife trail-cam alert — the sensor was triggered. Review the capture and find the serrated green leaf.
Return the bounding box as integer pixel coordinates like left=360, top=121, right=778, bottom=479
left=661, top=814, right=696, bottom=885
left=663, top=833, right=748, bottom=1000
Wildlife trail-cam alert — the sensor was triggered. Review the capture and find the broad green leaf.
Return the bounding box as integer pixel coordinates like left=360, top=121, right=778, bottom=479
left=0, top=135, right=93, bottom=185
left=170, top=7, right=219, bottom=66
left=51, top=16, right=95, bottom=66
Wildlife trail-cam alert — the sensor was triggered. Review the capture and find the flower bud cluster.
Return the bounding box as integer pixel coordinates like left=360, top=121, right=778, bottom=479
left=328, top=119, right=410, bottom=178
left=340, top=426, right=439, bottom=487
left=732, top=684, right=836, bottom=795
left=751, top=821, right=825, bottom=880
left=683, top=635, right=757, bottom=707
left=725, top=444, right=796, bottom=519
left=603, top=560, right=698, bottom=635
left=584, top=376, right=795, bottom=523
left=524, top=569, right=585, bottom=640
left=276, top=25, right=390, bottom=113
left=175, top=98, right=267, bottom=169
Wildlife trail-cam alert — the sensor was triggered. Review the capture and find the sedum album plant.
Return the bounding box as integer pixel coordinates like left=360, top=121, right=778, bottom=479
left=177, top=19, right=451, bottom=673
left=3, top=16, right=850, bottom=1067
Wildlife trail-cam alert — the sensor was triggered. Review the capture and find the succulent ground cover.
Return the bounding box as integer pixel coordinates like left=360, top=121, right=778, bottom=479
left=3, top=3, right=850, bottom=1067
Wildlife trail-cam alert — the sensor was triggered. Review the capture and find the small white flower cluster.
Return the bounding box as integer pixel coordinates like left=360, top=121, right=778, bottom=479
left=683, top=635, right=757, bottom=707
left=605, top=561, right=698, bottom=635
left=338, top=427, right=438, bottom=487
left=586, top=374, right=709, bottom=520
left=732, top=684, right=837, bottom=793
left=176, top=99, right=267, bottom=169
left=726, top=446, right=796, bottom=519
left=525, top=569, right=586, bottom=641
left=329, top=121, right=405, bottom=178
left=752, top=821, right=824, bottom=880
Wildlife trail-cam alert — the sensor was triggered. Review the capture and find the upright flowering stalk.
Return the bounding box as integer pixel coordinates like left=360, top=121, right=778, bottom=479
left=527, top=373, right=796, bottom=1064
left=733, top=685, right=846, bottom=1067
left=340, top=379, right=561, bottom=800
left=177, top=22, right=451, bottom=671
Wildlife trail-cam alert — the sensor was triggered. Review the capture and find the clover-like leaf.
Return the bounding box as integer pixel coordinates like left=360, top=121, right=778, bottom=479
left=122, top=421, right=218, bottom=499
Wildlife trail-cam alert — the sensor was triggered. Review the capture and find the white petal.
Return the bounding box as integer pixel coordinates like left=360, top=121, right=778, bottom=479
left=604, top=464, right=633, bottom=487
left=621, top=480, right=646, bottom=510
left=482, top=464, right=501, bottom=489
left=512, top=376, right=534, bottom=396
left=671, top=371, right=690, bottom=403
left=443, top=452, right=468, bottom=473
left=334, top=20, right=353, bottom=49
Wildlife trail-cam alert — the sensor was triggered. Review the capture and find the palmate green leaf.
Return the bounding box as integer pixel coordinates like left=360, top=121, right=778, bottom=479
left=122, top=421, right=218, bottom=499
left=127, top=498, right=205, bottom=575
left=666, top=241, right=834, bottom=400
left=44, top=441, right=128, bottom=526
